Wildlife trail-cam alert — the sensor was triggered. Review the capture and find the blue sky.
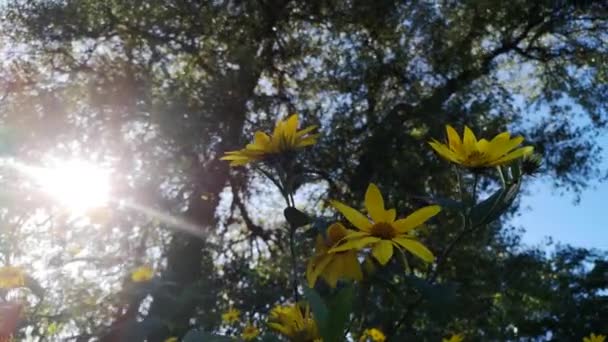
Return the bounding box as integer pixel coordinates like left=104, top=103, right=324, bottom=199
left=513, top=137, right=608, bottom=250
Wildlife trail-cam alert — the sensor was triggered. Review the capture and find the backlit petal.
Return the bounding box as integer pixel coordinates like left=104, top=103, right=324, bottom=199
left=284, top=114, right=299, bottom=145
left=295, top=125, right=318, bottom=138
left=490, top=131, right=510, bottom=144
left=365, top=183, right=386, bottom=223
left=393, top=237, right=435, bottom=262
left=306, top=254, right=332, bottom=287
left=341, top=251, right=363, bottom=281
left=446, top=125, right=463, bottom=153
left=490, top=146, right=534, bottom=165
left=253, top=131, right=272, bottom=147
left=330, top=200, right=372, bottom=231
left=341, top=231, right=372, bottom=240
left=383, top=208, right=396, bottom=223
left=330, top=236, right=380, bottom=253
left=463, top=126, right=477, bottom=155
left=371, top=240, right=394, bottom=265
left=477, top=139, right=490, bottom=153
left=323, top=255, right=343, bottom=287
left=295, top=134, right=319, bottom=147
left=393, top=205, right=441, bottom=233
left=487, top=136, right=524, bottom=159
left=429, top=141, right=461, bottom=163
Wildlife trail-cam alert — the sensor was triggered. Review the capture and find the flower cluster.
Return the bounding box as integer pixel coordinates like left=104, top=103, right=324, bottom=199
left=267, top=303, right=321, bottom=342
left=219, top=116, right=549, bottom=341
left=221, top=114, right=319, bottom=166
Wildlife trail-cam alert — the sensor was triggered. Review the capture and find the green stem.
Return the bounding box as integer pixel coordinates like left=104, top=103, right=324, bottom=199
left=472, top=173, right=479, bottom=205
left=289, top=223, right=299, bottom=302
left=496, top=166, right=506, bottom=188
left=455, top=166, right=464, bottom=202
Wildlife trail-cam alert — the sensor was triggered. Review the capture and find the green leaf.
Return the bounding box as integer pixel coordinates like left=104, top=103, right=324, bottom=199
left=470, top=182, right=520, bottom=226
left=325, top=285, right=355, bottom=342
left=303, top=287, right=330, bottom=339
left=304, top=286, right=354, bottom=342
left=183, top=330, right=234, bottom=342
left=432, top=197, right=466, bottom=212
left=403, top=275, right=457, bottom=319
left=284, top=207, right=311, bottom=228
left=303, top=286, right=329, bottom=326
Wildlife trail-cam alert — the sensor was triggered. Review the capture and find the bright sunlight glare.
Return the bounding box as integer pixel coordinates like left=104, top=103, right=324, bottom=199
left=26, top=160, right=110, bottom=213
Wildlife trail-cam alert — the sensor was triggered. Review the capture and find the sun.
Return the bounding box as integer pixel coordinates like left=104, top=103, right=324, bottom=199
left=29, top=160, right=111, bottom=213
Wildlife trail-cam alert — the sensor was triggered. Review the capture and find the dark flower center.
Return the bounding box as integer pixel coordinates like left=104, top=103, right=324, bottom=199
left=370, top=222, right=396, bottom=239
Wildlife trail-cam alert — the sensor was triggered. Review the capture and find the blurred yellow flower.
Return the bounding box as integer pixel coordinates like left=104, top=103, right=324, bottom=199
left=359, top=328, right=386, bottom=342
left=164, top=337, right=178, bottom=342
left=584, top=333, right=606, bottom=342
left=221, top=308, right=240, bottom=324
left=221, top=114, right=319, bottom=166
left=443, top=333, right=465, bottom=342
left=0, top=267, right=25, bottom=289
left=330, top=183, right=440, bottom=265
left=306, top=222, right=363, bottom=288
left=429, top=125, right=533, bottom=168
left=241, top=323, right=261, bottom=341
left=267, top=303, right=320, bottom=342
left=130, top=266, right=153, bottom=283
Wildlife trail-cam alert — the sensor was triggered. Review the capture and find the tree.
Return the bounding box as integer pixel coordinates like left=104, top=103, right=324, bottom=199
left=0, top=0, right=605, bottom=340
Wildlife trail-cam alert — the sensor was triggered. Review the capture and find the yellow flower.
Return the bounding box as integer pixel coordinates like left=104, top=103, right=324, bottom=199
left=429, top=125, right=533, bottom=168
left=359, top=328, right=386, bottom=342
left=241, top=323, right=261, bottom=341
left=306, top=223, right=363, bottom=288
left=164, top=338, right=178, bottom=342
left=584, top=333, right=606, bottom=342
left=0, top=266, right=25, bottom=289
left=329, top=183, right=440, bottom=265
left=267, top=303, right=320, bottom=342
left=130, top=266, right=153, bottom=283
left=221, top=308, right=241, bottom=324
left=443, top=333, right=465, bottom=342
left=221, top=114, right=319, bottom=166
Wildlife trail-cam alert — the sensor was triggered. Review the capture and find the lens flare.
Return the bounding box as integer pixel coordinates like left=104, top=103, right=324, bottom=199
left=25, top=160, right=110, bottom=213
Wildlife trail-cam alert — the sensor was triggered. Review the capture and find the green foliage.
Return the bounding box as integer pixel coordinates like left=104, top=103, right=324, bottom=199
left=304, top=286, right=355, bottom=342
left=0, top=0, right=604, bottom=341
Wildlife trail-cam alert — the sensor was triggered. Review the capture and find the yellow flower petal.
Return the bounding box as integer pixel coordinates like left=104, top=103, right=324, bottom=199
left=341, top=251, right=363, bottom=281
left=487, top=135, right=524, bottom=159
left=284, top=114, right=299, bottom=145
left=462, top=126, right=477, bottom=155
left=446, top=125, right=463, bottom=153
left=0, top=266, right=26, bottom=289
left=393, top=205, right=441, bottom=233
left=253, top=131, right=272, bottom=147
left=131, top=266, right=154, bottom=282
left=330, top=200, right=372, bottom=231
left=392, top=237, right=434, bottom=262
left=341, top=231, right=373, bottom=240
left=330, top=236, right=380, bottom=253
left=323, top=253, right=345, bottom=287
left=371, top=240, right=394, bottom=265
left=295, top=124, right=318, bottom=138
left=489, top=131, right=510, bottom=144
left=477, top=139, right=490, bottom=153
left=296, top=134, right=320, bottom=147
left=490, top=146, right=534, bottom=165
left=383, top=208, right=396, bottom=223
left=306, top=253, right=332, bottom=287
left=429, top=141, right=461, bottom=163
left=365, top=183, right=386, bottom=223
